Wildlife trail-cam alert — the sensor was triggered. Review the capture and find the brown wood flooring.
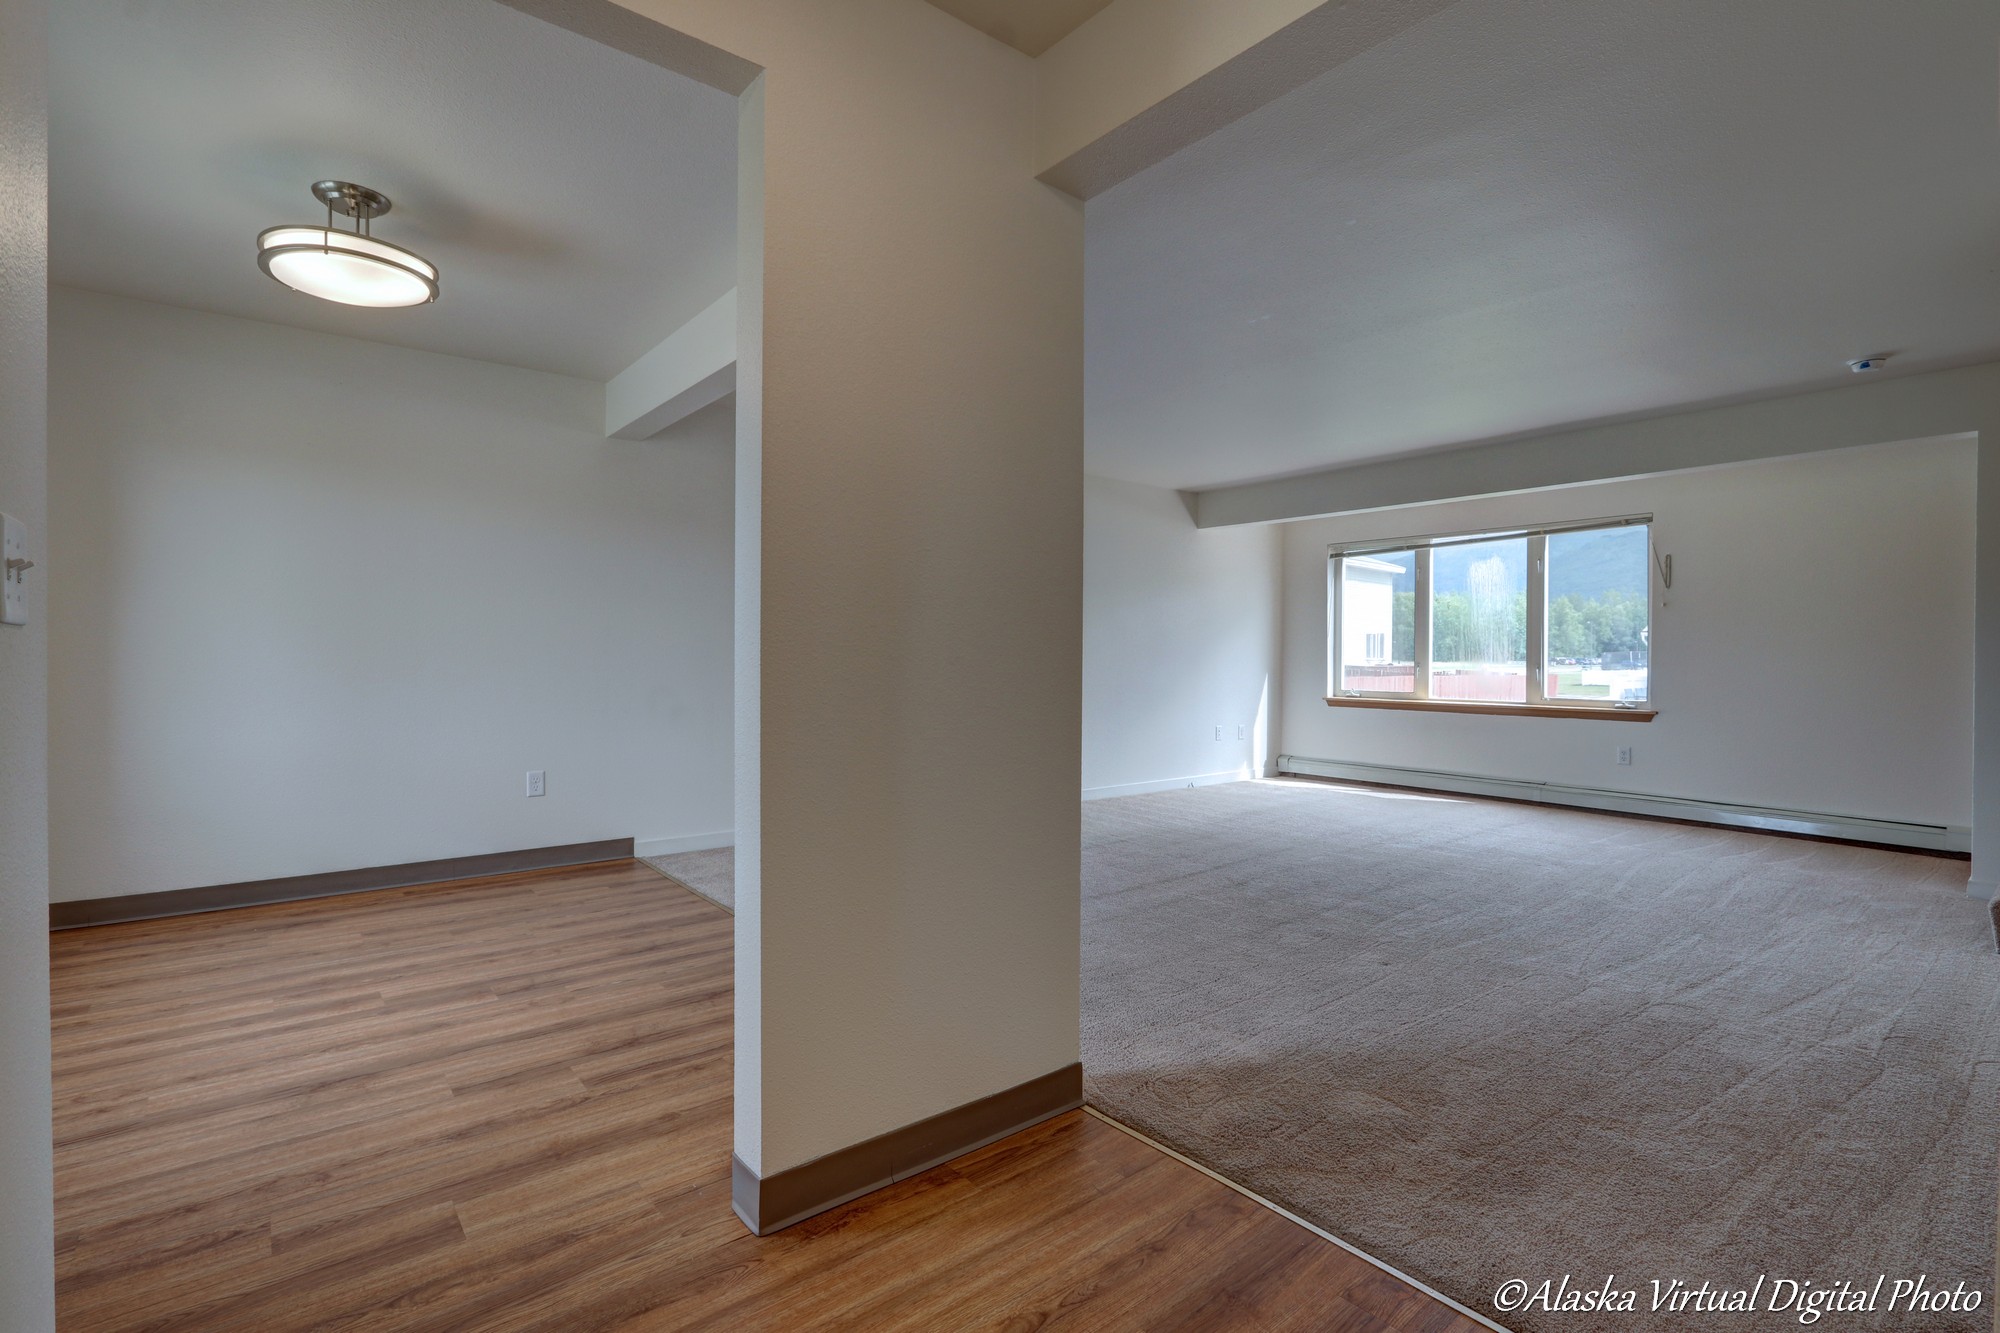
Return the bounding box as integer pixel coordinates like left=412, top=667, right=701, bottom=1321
left=52, top=858, right=1486, bottom=1332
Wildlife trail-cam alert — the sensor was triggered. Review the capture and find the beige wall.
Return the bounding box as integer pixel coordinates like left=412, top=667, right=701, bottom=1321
left=590, top=0, right=1086, bottom=1178
left=0, top=0, right=54, bottom=1324
left=1279, top=439, right=1978, bottom=830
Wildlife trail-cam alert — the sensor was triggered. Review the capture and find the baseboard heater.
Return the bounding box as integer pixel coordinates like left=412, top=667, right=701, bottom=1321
left=1277, top=755, right=1970, bottom=855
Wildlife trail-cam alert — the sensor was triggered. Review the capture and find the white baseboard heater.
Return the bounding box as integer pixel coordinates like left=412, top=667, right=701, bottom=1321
left=1276, top=755, right=1970, bottom=855
left=636, top=831, right=734, bottom=857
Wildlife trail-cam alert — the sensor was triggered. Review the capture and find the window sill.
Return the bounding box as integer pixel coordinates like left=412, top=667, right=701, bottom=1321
left=1324, top=696, right=1657, bottom=722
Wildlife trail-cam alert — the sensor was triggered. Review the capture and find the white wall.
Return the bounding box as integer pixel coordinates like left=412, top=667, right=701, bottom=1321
left=1279, top=438, right=1977, bottom=828
left=1084, top=473, right=1280, bottom=798
left=553, top=0, right=1085, bottom=1182
left=0, top=0, right=54, bottom=1322
left=49, top=287, right=734, bottom=902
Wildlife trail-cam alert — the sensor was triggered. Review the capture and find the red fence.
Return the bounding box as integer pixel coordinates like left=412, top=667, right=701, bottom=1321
left=1340, top=668, right=1528, bottom=702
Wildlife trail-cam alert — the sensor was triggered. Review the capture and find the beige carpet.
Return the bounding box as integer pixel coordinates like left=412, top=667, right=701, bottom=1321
left=1084, top=780, right=1996, bottom=1332
left=642, top=846, right=734, bottom=912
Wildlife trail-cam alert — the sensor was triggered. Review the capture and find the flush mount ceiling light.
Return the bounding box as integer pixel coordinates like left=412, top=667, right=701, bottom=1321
left=256, top=181, right=439, bottom=308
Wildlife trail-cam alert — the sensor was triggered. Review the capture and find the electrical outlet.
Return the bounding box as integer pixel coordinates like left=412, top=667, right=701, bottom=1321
left=526, top=770, right=547, bottom=797
left=1616, top=747, right=1633, bottom=767
left=1237, top=724, right=1247, bottom=741
left=1214, top=725, right=1224, bottom=741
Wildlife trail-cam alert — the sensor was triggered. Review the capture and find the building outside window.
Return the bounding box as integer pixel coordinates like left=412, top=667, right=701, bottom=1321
left=1335, top=551, right=1416, bottom=693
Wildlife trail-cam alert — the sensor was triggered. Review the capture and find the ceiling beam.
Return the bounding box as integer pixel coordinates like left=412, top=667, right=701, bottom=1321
left=492, top=0, right=761, bottom=94
left=605, top=288, right=736, bottom=440
left=1190, top=361, right=2000, bottom=527
left=921, top=0, right=1115, bottom=58
left=1035, top=0, right=1454, bottom=198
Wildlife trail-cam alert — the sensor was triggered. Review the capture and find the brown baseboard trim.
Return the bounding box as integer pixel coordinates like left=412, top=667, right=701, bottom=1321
left=731, top=1061, right=1084, bottom=1235
left=48, top=838, right=636, bottom=930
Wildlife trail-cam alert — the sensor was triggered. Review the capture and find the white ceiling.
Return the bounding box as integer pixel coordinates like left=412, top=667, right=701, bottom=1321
left=51, top=0, right=737, bottom=383
left=1086, top=0, right=2000, bottom=491
left=922, top=0, right=1115, bottom=57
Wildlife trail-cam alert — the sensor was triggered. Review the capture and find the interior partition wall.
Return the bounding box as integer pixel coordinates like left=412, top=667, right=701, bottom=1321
left=497, top=0, right=1086, bottom=1225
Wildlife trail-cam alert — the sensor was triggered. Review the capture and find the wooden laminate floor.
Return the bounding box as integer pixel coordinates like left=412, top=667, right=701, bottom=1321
left=52, top=858, right=1486, bottom=1332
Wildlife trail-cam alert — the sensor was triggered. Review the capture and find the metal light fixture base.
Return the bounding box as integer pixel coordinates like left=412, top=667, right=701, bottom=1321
left=312, top=180, right=392, bottom=222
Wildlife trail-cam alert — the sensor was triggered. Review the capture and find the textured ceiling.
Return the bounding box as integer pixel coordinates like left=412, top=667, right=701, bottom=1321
left=924, top=0, right=1115, bottom=56
left=51, top=0, right=737, bottom=382
left=1086, top=0, right=2000, bottom=490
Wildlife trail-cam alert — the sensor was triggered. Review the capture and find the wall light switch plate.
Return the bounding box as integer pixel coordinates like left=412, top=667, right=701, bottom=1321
left=1, top=513, right=28, bottom=627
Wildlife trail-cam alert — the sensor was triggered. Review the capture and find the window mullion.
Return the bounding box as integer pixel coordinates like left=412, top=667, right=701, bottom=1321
left=1414, top=547, right=1432, bottom=701
left=1327, top=555, right=1342, bottom=698
left=1526, top=533, right=1548, bottom=706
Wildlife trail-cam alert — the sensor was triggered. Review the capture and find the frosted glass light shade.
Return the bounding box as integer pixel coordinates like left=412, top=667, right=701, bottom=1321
left=256, top=226, right=439, bottom=307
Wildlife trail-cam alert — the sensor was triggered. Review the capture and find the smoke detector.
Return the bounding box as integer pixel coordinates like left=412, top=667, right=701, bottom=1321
left=1846, top=354, right=1891, bottom=373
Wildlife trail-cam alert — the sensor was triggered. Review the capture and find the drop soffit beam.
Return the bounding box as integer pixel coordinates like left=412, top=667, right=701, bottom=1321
left=1031, top=0, right=1461, bottom=199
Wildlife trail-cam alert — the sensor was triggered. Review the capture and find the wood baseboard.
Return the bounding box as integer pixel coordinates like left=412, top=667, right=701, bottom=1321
left=48, top=838, right=637, bottom=929
left=732, top=1062, right=1085, bottom=1235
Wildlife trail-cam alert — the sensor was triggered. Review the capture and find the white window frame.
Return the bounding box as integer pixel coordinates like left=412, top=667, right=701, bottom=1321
left=1328, top=516, right=1652, bottom=714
